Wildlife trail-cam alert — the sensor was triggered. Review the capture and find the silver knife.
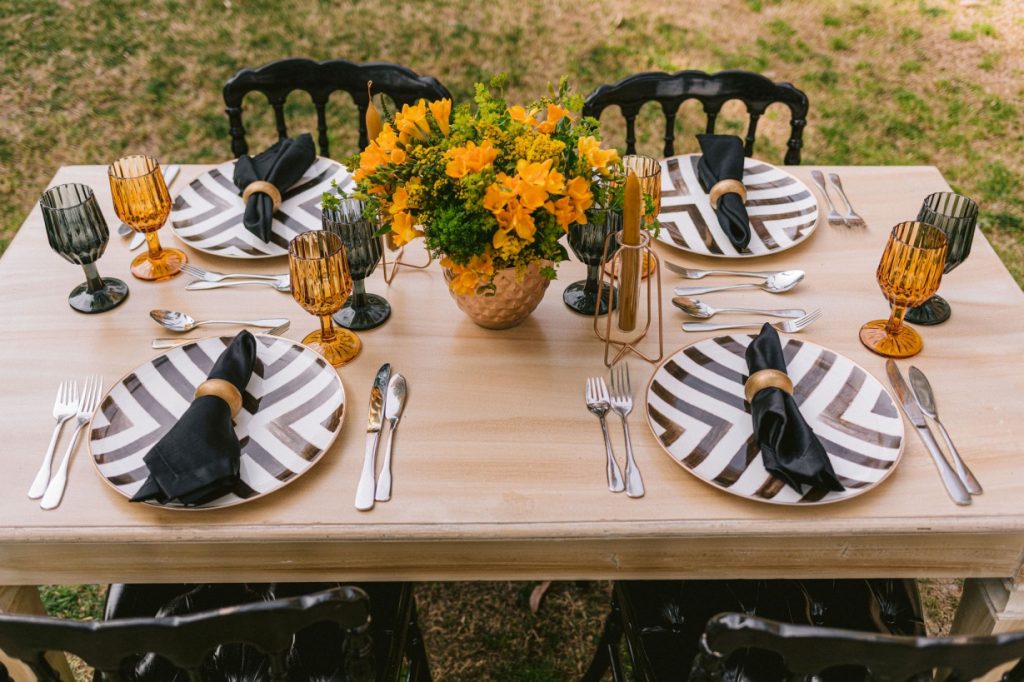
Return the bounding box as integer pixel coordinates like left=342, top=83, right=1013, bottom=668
left=885, top=360, right=970, bottom=506
left=126, top=164, right=180, bottom=250
left=354, top=363, right=391, bottom=511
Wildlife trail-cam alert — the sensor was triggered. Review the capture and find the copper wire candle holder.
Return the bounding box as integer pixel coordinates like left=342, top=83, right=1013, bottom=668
left=594, top=231, right=664, bottom=367
left=381, top=232, right=433, bottom=284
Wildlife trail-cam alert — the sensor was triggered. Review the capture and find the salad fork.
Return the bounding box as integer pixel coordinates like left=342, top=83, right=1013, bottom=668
left=585, top=377, right=624, bottom=493
left=608, top=362, right=644, bottom=498
left=27, top=380, right=79, bottom=499
left=682, top=309, right=822, bottom=334
left=40, top=375, right=103, bottom=510
left=181, top=263, right=287, bottom=283
left=827, top=173, right=866, bottom=228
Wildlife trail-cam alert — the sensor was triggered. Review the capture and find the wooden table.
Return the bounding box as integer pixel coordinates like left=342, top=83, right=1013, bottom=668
left=2, top=165, right=1023, bottom=647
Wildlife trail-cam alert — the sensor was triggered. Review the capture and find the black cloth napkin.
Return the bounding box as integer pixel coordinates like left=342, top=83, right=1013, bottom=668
left=131, top=331, right=257, bottom=506
left=233, top=133, right=316, bottom=242
left=696, top=134, right=751, bottom=250
left=745, top=324, right=844, bottom=494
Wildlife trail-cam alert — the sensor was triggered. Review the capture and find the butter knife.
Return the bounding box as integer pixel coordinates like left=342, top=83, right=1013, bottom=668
left=355, top=363, right=390, bottom=511
left=885, top=360, right=970, bottom=506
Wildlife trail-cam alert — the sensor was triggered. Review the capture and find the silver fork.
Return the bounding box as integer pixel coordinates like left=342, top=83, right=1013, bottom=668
left=40, top=375, right=103, bottom=510
left=585, top=377, right=625, bottom=493
left=152, top=321, right=290, bottom=349
left=827, top=173, right=866, bottom=227
left=810, top=170, right=847, bottom=227
left=125, top=165, right=180, bottom=249
left=181, top=263, right=287, bottom=283
left=27, top=380, right=79, bottom=499
left=682, top=309, right=822, bottom=333
left=608, top=363, right=644, bottom=498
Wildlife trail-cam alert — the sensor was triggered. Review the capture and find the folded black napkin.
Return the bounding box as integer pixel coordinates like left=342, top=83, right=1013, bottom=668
left=745, top=324, right=844, bottom=494
left=696, top=134, right=751, bottom=250
left=131, top=331, right=257, bottom=506
left=233, top=133, right=316, bottom=242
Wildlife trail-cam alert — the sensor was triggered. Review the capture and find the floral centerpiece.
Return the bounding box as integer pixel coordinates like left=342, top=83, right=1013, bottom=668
left=346, top=77, right=624, bottom=327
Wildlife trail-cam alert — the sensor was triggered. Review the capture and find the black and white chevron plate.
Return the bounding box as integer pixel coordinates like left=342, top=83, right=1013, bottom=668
left=89, top=335, right=346, bottom=510
left=657, top=154, right=819, bottom=258
left=169, top=157, right=354, bottom=259
left=646, top=335, right=904, bottom=505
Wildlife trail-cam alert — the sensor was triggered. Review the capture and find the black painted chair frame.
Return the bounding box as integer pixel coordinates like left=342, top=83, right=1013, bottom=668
left=582, top=69, right=809, bottom=164
left=223, top=57, right=452, bottom=158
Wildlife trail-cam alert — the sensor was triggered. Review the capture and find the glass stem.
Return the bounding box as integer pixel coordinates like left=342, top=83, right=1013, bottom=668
left=352, top=279, right=369, bottom=308
left=583, top=265, right=601, bottom=295
left=319, top=315, right=336, bottom=342
left=885, top=304, right=908, bottom=335
left=81, top=262, right=105, bottom=292
left=145, top=232, right=163, bottom=258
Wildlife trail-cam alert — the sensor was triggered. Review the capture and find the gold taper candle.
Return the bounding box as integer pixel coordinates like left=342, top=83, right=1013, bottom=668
left=365, top=81, right=382, bottom=146
left=618, top=170, right=642, bottom=331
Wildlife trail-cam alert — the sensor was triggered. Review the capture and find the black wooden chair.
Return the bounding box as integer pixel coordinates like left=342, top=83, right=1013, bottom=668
left=582, top=69, right=809, bottom=164
left=0, top=583, right=431, bottom=681
left=223, top=57, right=452, bottom=158
left=583, top=578, right=1024, bottom=681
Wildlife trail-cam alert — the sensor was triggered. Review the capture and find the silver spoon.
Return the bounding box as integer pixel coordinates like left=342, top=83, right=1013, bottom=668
left=909, top=366, right=982, bottom=495
left=149, top=309, right=288, bottom=333
left=673, top=270, right=805, bottom=296
left=186, top=278, right=291, bottom=293
left=672, top=296, right=806, bottom=320
left=375, top=373, right=407, bottom=502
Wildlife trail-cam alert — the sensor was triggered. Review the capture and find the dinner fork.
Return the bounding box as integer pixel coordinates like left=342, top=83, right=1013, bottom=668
left=181, top=263, right=288, bottom=283
left=40, top=375, right=103, bottom=510
left=810, top=170, right=847, bottom=227
left=681, top=309, right=822, bottom=333
left=27, top=380, right=79, bottom=499
left=585, top=377, right=625, bottom=493
left=608, top=362, right=644, bottom=498
left=827, top=173, right=866, bottom=227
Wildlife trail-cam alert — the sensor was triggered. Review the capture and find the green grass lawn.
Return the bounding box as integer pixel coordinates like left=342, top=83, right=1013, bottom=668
left=5, top=0, right=1022, bottom=679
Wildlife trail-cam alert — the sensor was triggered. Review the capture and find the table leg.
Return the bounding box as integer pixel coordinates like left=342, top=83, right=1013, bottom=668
left=0, top=586, right=75, bottom=682
left=951, top=576, right=1024, bottom=680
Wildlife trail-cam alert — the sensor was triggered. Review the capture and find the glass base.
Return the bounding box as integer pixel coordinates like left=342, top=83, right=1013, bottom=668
left=859, top=319, right=924, bottom=358
left=332, top=293, right=392, bottom=330
left=69, top=277, right=129, bottom=314
left=563, top=280, right=618, bottom=316
left=131, top=246, right=187, bottom=281
left=302, top=327, right=361, bottom=367
left=904, top=294, right=951, bottom=326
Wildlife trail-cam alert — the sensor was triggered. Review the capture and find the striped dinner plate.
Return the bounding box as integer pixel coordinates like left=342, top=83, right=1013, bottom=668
left=646, top=335, right=905, bottom=505
left=657, top=154, right=819, bottom=258
left=89, top=335, right=346, bottom=510
left=169, top=157, right=353, bottom=259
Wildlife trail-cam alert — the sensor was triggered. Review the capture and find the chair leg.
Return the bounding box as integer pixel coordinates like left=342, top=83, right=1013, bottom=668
left=582, top=599, right=625, bottom=682
left=405, top=601, right=431, bottom=682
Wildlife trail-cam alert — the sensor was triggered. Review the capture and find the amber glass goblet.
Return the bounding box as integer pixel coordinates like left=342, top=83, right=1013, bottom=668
left=288, top=231, right=360, bottom=367
left=41, top=183, right=129, bottom=313
left=622, top=154, right=662, bottom=225
left=860, top=221, right=948, bottom=358
left=905, top=192, right=978, bottom=326
left=108, top=155, right=187, bottom=281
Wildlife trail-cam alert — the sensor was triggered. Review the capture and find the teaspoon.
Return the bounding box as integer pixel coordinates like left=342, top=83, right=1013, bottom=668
left=673, top=270, right=805, bottom=296
left=150, top=309, right=288, bottom=333
left=672, top=296, right=806, bottom=320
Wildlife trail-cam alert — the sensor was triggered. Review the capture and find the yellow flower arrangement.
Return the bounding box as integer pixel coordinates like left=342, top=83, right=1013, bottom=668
left=348, top=76, right=625, bottom=295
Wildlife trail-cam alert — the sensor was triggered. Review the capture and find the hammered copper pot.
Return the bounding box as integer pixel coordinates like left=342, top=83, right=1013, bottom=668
left=445, top=261, right=552, bottom=329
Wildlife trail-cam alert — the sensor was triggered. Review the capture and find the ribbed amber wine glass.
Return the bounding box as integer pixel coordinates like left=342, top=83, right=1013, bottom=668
left=622, top=154, right=662, bottom=224
left=108, top=155, right=187, bottom=280
left=288, top=231, right=361, bottom=367
left=859, top=221, right=947, bottom=358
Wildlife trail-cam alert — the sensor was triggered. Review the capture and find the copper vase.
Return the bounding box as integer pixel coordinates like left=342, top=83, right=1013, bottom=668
left=445, top=261, right=552, bottom=329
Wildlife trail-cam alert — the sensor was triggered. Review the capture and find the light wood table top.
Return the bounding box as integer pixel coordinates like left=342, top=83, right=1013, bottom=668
left=1, top=163, right=1023, bottom=585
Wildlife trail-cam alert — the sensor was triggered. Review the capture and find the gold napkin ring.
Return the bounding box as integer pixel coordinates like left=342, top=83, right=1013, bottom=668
left=709, top=179, right=747, bottom=209
left=744, top=369, right=794, bottom=403
left=194, top=379, right=243, bottom=417
left=242, top=181, right=282, bottom=212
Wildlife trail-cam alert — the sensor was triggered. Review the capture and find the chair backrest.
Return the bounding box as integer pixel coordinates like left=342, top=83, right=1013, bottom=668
left=692, top=612, right=1024, bottom=681
left=582, top=69, right=809, bottom=164
left=223, top=57, right=452, bottom=158
left=0, top=586, right=373, bottom=681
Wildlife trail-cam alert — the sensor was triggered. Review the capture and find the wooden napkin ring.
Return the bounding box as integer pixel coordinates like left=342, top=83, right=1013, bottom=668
left=194, top=379, right=242, bottom=417
left=709, top=179, right=747, bottom=209
left=242, top=181, right=282, bottom=212
left=744, top=369, right=794, bottom=403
